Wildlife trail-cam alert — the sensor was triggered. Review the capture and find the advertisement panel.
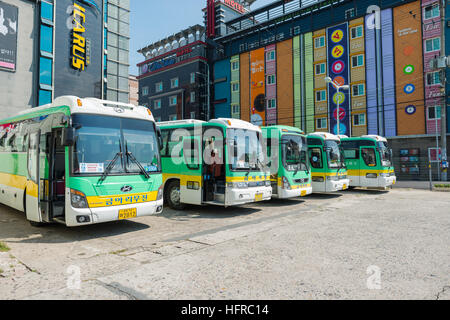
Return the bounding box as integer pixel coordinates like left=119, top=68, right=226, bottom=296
left=0, top=1, right=18, bottom=71
left=327, top=23, right=350, bottom=136
left=250, top=48, right=265, bottom=126
left=54, top=0, right=103, bottom=98
left=393, top=1, right=425, bottom=136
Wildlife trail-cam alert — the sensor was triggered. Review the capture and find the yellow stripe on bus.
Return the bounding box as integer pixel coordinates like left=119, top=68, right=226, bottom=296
left=0, top=172, right=27, bottom=190
left=347, top=169, right=390, bottom=176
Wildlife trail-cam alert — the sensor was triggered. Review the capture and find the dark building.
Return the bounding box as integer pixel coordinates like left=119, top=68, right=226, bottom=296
left=0, top=0, right=130, bottom=120
left=137, top=25, right=209, bottom=122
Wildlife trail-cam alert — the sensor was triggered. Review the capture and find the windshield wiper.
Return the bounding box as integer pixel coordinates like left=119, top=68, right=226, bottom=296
left=98, top=151, right=122, bottom=184
left=125, top=143, right=150, bottom=179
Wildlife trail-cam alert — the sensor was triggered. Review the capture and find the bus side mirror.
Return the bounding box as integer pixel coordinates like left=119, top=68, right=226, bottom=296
left=61, top=127, right=76, bottom=147
left=156, top=127, right=163, bottom=150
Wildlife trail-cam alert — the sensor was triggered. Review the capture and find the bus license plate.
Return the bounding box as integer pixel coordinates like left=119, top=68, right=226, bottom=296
left=301, top=190, right=307, bottom=197
left=119, top=208, right=137, bottom=220
left=255, top=193, right=263, bottom=202
left=343, top=184, right=348, bottom=190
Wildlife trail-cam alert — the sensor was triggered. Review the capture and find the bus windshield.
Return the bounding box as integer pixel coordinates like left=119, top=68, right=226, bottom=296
left=281, top=135, right=309, bottom=172
left=377, top=141, right=392, bottom=167
left=324, top=140, right=344, bottom=169
left=227, top=128, right=264, bottom=171
left=71, top=114, right=161, bottom=176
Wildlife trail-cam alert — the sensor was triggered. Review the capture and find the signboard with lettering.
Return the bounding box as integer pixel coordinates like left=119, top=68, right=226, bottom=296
left=54, top=0, right=103, bottom=98
left=327, top=23, right=350, bottom=136
left=0, top=1, right=18, bottom=71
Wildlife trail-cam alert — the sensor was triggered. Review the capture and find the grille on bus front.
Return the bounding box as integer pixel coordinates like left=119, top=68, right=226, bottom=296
left=339, top=175, right=347, bottom=180
left=248, top=181, right=266, bottom=187
left=294, top=178, right=309, bottom=184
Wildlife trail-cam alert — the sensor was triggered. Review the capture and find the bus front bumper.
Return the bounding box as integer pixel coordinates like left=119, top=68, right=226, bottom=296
left=65, top=199, right=164, bottom=227
left=225, top=186, right=272, bottom=206
left=312, top=179, right=349, bottom=193
left=275, top=186, right=313, bottom=199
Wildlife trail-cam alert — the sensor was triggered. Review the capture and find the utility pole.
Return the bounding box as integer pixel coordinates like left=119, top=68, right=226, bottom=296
left=440, top=0, right=448, bottom=181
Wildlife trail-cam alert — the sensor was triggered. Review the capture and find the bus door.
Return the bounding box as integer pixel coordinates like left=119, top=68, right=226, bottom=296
left=25, top=131, right=42, bottom=223
left=48, top=129, right=66, bottom=220
left=360, top=146, right=378, bottom=187
left=203, top=128, right=225, bottom=204
left=38, top=132, right=51, bottom=222
left=180, top=136, right=202, bottom=205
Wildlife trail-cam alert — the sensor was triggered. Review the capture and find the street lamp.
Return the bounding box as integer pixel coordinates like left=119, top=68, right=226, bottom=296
left=325, top=77, right=349, bottom=136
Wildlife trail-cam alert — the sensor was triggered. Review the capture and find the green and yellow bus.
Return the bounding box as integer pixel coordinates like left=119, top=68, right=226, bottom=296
left=0, top=96, right=163, bottom=227
left=261, top=126, right=312, bottom=199
left=158, top=119, right=272, bottom=209
left=306, top=132, right=349, bottom=193
left=340, top=135, right=396, bottom=189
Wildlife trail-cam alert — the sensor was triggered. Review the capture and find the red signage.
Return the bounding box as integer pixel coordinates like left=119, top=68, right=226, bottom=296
left=222, top=0, right=246, bottom=14
left=176, top=47, right=193, bottom=57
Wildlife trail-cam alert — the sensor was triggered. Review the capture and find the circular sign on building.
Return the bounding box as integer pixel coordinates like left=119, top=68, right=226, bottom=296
left=403, top=65, right=415, bottom=75
left=333, top=92, right=346, bottom=105
left=331, top=29, right=344, bottom=43
left=405, top=105, right=416, bottom=115
left=404, top=84, right=415, bottom=94
left=331, top=60, right=345, bottom=74
left=331, top=45, right=345, bottom=59
left=333, top=107, right=346, bottom=121
left=333, top=123, right=347, bottom=136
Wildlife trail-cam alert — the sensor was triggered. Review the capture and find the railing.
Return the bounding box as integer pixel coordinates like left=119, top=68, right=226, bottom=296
left=222, top=0, right=345, bottom=38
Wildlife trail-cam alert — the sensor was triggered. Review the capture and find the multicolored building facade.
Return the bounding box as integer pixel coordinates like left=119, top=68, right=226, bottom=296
left=212, top=0, right=449, bottom=181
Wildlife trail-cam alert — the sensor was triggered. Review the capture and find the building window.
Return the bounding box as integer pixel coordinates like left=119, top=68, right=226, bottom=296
left=315, top=90, right=327, bottom=102
left=170, top=78, right=179, bottom=88
left=267, top=75, right=276, bottom=85
left=315, top=63, right=326, bottom=75
left=155, top=82, right=163, bottom=92
left=232, top=61, right=240, bottom=70
left=428, top=106, right=441, bottom=120
left=426, top=71, right=441, bottom=86
left=40, top=25, right=53, bottom=53
left=190, top=91, right=196, bottom=103
left=316, top=118, right=327, bottom=129
left=169, top=96, right=177, bottom=106
left=169, top=114, right=177, bottom=121
left=266, top=51, right=275, bottom=61
left=425, top=37, right=441, bottom=52
left=153, top=99, right=161, bottom=109
left=41, top=1, right=54, bottom=22
left=232, top=83, right=239, bottom=92
left=190, top=72, right=196, bottom=84
left=351, top=54, right=364, bottom=68
left=352, top=83, right=365, bottom=96
left=142, top=86, right=149, bottom=96
left=424, top=4, right=440, bottom=20
left=314, top=36, right=325, bottom=48
left=353, top=113, right=366, bottom=126
left=39, top=57, right=52, bottom=86
left=38, top=90, right=52, bottom=106
left=232, top=104, right=240, bottom=114
left=267, top=99, right=276, bottom=109
left=350, top=25, right=363, bottom=39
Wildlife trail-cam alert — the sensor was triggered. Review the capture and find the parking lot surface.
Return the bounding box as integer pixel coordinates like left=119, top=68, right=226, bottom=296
left=0, top=188, right=449, bottom=300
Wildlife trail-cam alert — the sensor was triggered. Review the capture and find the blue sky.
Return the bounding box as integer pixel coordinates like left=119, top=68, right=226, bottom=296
left=129, top=0, right=274, bottom=75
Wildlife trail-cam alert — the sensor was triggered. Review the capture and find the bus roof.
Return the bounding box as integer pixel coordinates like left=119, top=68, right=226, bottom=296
left=307, top=132, right=340, bottom=141
left=341, top=135, right=388, bottom=143
left=0, top=96, right=155, bottom=124
left=261, top=125, right=305, bottom=135
left=158, top=118, right=262, bottom=132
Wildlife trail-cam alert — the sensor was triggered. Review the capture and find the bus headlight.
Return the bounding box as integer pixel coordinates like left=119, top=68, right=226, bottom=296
left=157, top=185, right=163, bottom=200
left=312, top=176, right=324, bottom=182
left=70, top=189, right=89, bottom=209
left=265, top=180, right=271, bottom=187
left=327, top=176, right=339, bottom=181
left=380, top=173, right=389, bottom=178
left=282, top=177, right=291, bottom=190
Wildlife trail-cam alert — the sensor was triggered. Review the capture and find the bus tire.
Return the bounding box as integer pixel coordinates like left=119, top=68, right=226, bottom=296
left=165, top=180, right=185, bottom=210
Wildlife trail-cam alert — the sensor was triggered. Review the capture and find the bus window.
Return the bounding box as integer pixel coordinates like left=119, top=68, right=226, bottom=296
left=343, top=149, right=359, bottom=159
left=309, top=148, right=323, bottom=169
left=361, top=148, right=376, bottom=167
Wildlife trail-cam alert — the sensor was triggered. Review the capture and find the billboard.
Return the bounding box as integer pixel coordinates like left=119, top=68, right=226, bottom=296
left=54, top=0, right=103, bottom=99
left=250, top=48, right=265, bottom=126
left=0, top=1, right=18, bottom=71
left=327, top=22, right=350, bottom=136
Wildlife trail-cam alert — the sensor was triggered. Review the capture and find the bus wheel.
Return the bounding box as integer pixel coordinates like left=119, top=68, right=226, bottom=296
left=165, top=181, right=185, bottom=210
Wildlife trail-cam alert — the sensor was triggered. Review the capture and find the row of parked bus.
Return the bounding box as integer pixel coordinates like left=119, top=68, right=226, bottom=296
left=0, top=97, right=396, bottom=227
